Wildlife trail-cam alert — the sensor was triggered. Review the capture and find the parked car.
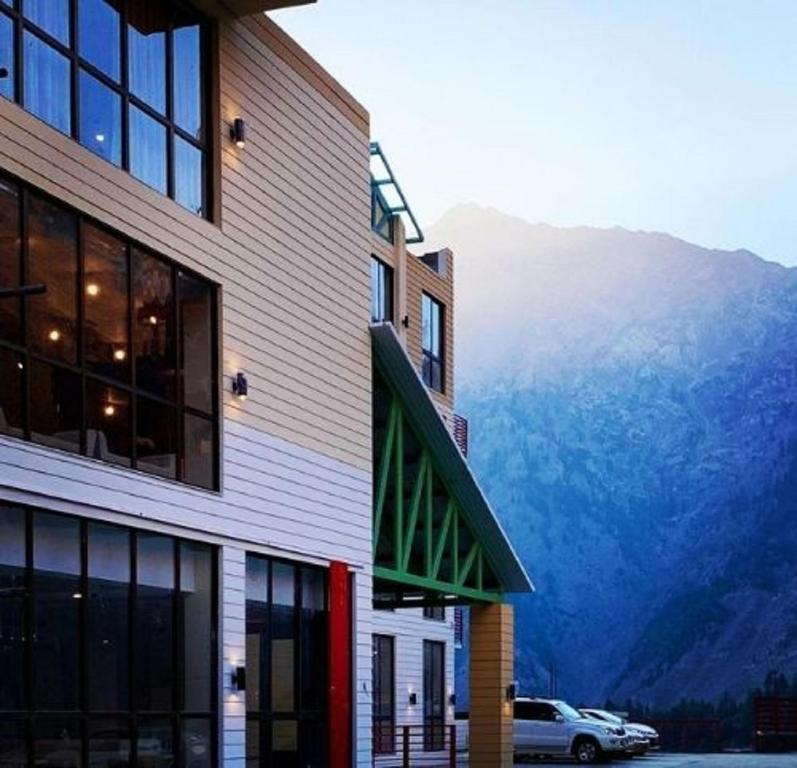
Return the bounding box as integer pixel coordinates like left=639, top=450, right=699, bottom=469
left=456, top=697, right=633, bottom=764
left=580, top=708, right=661, bottom=753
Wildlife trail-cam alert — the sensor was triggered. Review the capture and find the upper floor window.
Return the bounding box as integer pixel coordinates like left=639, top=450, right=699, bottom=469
left=423, top=606, right=445, bottom=621
left=0, top=0, right=209, bottom=217
left=370, top=256, right=393, bottom=323
left=371, top=187, right=394, bottom=243
left=0, top=171, right=219, bottom=489
left=421, top=292, right=444, bottom=393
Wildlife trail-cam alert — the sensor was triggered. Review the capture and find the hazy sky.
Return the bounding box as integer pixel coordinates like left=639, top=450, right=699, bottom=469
left=273, top=1, right=797, bottom=267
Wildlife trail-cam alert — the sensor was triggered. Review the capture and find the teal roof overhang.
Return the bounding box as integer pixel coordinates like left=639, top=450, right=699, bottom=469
left=371, top=323, right=533, bottom=597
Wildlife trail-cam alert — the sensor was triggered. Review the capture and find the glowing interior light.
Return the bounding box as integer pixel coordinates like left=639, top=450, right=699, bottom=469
left=95, top=133, right=105, bottom=143
left=149, top=315, right=158, bottom=325
left=104, top=404, right=116, bottom=417
left=48, top=329, right=61, bottom=342
left=86, top=282, right=100, bottom=297
left=113, top=349, right=127, bottom=362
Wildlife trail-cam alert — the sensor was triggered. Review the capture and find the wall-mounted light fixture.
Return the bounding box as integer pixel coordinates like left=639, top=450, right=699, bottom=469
left=505, top=681, right=518, bottom=702
left=230, top=117, right=246, bottom=148
left=401, top=315, right=409, bottom=328
left=408, top=691, right=418, bottom=706
left=448, top=693, right=457, bottom=707
left=231, top=666, right=246, bottom=691
left=232, top=372, right=248, bottom=400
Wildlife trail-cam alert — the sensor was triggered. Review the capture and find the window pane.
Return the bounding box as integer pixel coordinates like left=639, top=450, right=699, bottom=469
left=129, top=106, right=167, bottom=194
left=0, top=720, right=25, bottom=768
left=183, top=413, right=213, bottom=490
left=34, top=719, right=81, bottom=768
left=136, top=534, right=175, bottom=711
left=33, top=513, right=80, bottom=709
left=182, top=719, right=212, bottom=768
left=0, top=13, right=13, bottom=102
left=422, top=295, right=432, bottom=351
left=272, top=562, right=295, bottom=712
left=84, top=223, right=129, bottom=380
left=79, top=70, right=122, bottom=166
left=128, top=11, right=165, bottom=114
left=24, top=0, right=70, bottom=45
left=245, top=720, right=260, bottom=768
left=245, top=557, right=268, bottom=714
left=133, top=250, right=174, bottom=398
left=173, top=23, right=202, bottom=139
left=136, top=397, right=176, bottom=479
left=78, top=0, right=121, bottom=81
left=179, top=272, right=213, bottom=413
left=86, top=380, right=131, bottom=467
left=27, top=194, right=78, bottom=364
left=88, top=524, right=130, bottom=711
left=174, top=136, right=203, bottom=216
left=23, top=32, right=71, bottom=135
left=0, top=349, right=24, bottom=438
left=29, top=361, right=81, bottom=453
left=0, top=178, right=21, bottom=343
left=272, top=721, right=298, bottom=759
left=300, top=568, right=326, bottom=712
left=137, top=720, right=173, bottom=768
left=88, top=719, right=130, bottom=768
left=0, top=507, right=25, bottom=711
left=181, top=542, right=213, bottom=712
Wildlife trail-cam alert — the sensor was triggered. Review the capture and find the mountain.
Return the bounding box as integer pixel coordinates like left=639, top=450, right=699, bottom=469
left=426, top=204, right=797, bottom=708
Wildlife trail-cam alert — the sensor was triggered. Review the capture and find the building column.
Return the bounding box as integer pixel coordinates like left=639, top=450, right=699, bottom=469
left=329, top=561, right=352, bottom=768
left=469, top=602, right=515, bottom=768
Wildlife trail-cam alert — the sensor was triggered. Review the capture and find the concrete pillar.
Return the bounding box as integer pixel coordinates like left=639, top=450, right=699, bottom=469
left=469, top=603, right=515, bottom=768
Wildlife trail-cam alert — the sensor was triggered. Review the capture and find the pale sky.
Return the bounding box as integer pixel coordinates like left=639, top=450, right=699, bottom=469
left=273, top=1, right=797, bottom=267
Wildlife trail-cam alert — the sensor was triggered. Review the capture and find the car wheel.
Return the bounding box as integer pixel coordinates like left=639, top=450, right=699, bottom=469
left=573, top=737, right=602, bottom=764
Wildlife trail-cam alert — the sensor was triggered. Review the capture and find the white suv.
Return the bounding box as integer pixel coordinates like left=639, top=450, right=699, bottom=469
left=514, top=698, right=631, bottom=763
left=581, top=708, right=661, bottom=753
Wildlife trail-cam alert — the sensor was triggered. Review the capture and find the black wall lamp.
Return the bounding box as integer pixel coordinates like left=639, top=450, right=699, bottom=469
left=232, top=372, right=248, bottom=400
left=505, top=681, right=518, bottom=702
left=449, top=693, right=457, bottom=706
left=408, top=691, right=418, bottom=706
left=231, top=666, right=246, bottom=691
left=230, top=117, right=246, bottom=148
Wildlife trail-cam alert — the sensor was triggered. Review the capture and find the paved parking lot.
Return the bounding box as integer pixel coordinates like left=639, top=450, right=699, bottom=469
left=515, top=754, right=797, bottom=767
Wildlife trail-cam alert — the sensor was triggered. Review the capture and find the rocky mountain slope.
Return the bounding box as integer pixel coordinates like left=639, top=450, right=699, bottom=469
left=426, top=205, right=797, bottom=707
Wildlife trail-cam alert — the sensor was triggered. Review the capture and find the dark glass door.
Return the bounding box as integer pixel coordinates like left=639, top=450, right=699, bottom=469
left=372, top=635, right=395, bottom=754
left=423, top=640, right=445, bottom=751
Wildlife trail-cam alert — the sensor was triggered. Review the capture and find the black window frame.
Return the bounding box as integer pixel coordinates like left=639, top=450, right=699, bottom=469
left=370, top=255, right=393, bottom=324
left=0, top=169, right=221, bottom=490
left=245, top=553, right=330, bottom=768
left=423, top=605, right=445, bottom=621
left=0, top=502, right=219, bottom=768
left=421, top=291, right=445, bottom=394
left=423, top=639, right=446, bottom=751
left=372, top=633, right=395, bottom=755
left=0, top=0, right=212, bottom=218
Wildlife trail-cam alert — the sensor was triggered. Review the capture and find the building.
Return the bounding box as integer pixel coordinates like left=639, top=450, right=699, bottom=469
left=0, top=2, right=531, bottom=767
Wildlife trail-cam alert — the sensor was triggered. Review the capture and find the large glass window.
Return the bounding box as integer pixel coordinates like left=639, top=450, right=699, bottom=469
left=0, top=0, right=209, bottom=217
left=246, top=555, right=328, bottom=768
left=421, top=293, right=445, bottom=393
left=0, top=504, right=217, bottom=768
left=0, top=173, right=219, bottom=489
left=372, top=634, right=395, bottom=755
left=370, top=256, right=393, bottom=323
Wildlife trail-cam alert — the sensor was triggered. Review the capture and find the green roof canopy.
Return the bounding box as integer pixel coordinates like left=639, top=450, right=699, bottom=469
left=371, top=323, right=533, bottom=606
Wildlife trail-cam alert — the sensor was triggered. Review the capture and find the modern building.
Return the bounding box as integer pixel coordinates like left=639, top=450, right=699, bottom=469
left=0, top=2, right=531, bottom=768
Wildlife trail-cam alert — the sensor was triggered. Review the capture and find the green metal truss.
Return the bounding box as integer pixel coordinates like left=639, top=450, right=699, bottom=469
left=373, top=395, right=503, bottom=603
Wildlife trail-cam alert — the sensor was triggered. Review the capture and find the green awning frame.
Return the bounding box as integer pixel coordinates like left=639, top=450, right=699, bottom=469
left=371, top=323, right=533, bottom=605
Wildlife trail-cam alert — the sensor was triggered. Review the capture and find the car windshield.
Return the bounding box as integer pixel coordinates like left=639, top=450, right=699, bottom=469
left=555, top=702, right=585, bottom=721
left=594, top=710, right=624, bottom=725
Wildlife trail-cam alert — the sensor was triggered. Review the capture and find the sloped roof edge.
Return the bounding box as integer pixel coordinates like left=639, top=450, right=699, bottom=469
left=371, top=323, right=534, bottom=595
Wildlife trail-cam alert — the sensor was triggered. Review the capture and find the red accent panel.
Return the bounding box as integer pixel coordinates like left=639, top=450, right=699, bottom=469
left=329, top=561, right=352, bottom=768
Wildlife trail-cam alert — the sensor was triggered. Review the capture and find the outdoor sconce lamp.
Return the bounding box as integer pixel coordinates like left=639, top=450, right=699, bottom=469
left=230, top=117, right=246, bottom=148
left=408, top=692, right=418, bottom=706
left=231, top=666, right=246, bottom=691
left=401, top=315, right=409, bottom=328
left=232, top=372, right=248, bottom=400
left=505, top=682, right=518, bottom=702
left=449, top=693, right=457, bottom=706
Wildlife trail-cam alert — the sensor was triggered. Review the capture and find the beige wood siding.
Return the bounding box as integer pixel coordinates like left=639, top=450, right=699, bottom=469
left=405, top=248, right=455, bottom=414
